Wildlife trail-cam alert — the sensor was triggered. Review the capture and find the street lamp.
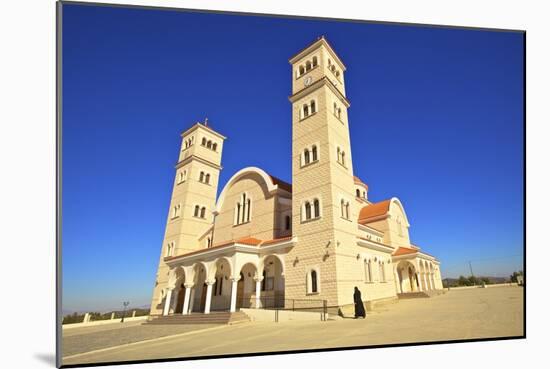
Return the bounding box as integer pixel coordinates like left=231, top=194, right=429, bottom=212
left=121, top=301, right=130, bottom=323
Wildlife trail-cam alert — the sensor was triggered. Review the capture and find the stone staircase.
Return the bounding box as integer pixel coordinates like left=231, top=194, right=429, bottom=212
left=144, top=311, right=250, bottom=325
left=398, top=289, right=446, bottom=299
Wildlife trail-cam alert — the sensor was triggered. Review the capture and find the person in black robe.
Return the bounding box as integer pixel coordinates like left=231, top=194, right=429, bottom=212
left=353, top=286, right=366, bottom=318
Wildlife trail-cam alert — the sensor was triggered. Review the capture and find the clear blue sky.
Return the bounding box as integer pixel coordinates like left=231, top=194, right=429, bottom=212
left=61, top=4, right=524, bottom=312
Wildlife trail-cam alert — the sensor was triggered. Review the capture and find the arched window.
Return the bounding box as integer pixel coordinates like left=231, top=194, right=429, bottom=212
left=199, top=171, right=205, bottom=182
left=303, top=104, right=309, bottom=118
left=241, top=193, right=247, bottom=224
left=345, top=202, right=350, bottom=219
left=305, top=201, right=311, bottom=220
left=194, top=205, right=200, bottom=217
left=212, top=143, right=217, bottom=151
left=311, top=270, right=318, bottom=293
left=311, top=145, right=318, bottom=161
left=310, top=100, right=316, bottom=114
left=337, top=147, right=341, bottom=163
left=202, top=137, right=207, bottom=146
left=337, top=107, right=342, bottom=119
left=379, top=262, right=386, bottom=282
left=299, top=66, right=305, bottom=75
left=304, top=149, right=310, bottom=165
left=363, top=191, right=366, bottom=198
left=247, top=198, right=251, bottom=222
left=205, top=173, right=210, bottom=184
left=356, top=189, right=361, bottom=197
left=313, top=199, right=320, bottom=218
left=341, top=151, right=346, bottom=166
left=200, top=207, right=206, bottom=218
left=336, top=70, right=340, bottom=78
left=207, top=237, right=212, bottom=248
left=333, top=102, right=338, bottom=115
left=184, top=141, right=188, bottom=149
left=207, top=140, right=212, bottom=149
left=365, top=260, right=373, bottom=282
left=312, top=56, right=318, bottom=67
left=328, top=59, right=332, bottom=66
left=285, top=215, right=291, bottom=230
left=306, top=61, right=312, bottom=71
left=235, top=203, right=241, bottom=225
left=340, top=199, right=345, bottom=218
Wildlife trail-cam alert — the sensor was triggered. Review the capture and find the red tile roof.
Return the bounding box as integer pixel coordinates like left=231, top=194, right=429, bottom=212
left=392, top=247, right=418, bottom=257
left=353, top=176, right=369, bottom=190
left=269, top=175, right=292, bottom=193
left=358, top=200, right=391, bottom=224
left=164, top=236, right=293, bottom=262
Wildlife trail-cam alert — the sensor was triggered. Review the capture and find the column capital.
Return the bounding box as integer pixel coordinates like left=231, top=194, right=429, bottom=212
left=253, top=276, right=264, bottom=282
left=230, top=275, right=241, bottom=282
left=184, top=283, right=195, bottom=289
left=205, top=279, right=216, bottom=286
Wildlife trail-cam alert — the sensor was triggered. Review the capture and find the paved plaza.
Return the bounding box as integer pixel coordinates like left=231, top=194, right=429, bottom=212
left=63, top=286, right=524, bottom=366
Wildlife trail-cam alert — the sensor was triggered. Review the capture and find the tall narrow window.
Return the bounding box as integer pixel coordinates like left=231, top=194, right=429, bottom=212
left=207, top=237, right=211, bottom=248
left=305, top=202, right=311, bottom=220
left=345, top=202, right=350, bottom=219
left=202, top=137, right=207, bottom=146
left=337, top=108, right=342, bottom=119
left=312, top=56, right=318, bottom=67
left=341, top=199, right=345, bottom=218
left=207, top=140, right=212, bottom=149
left=299, top=66, right=305, bottom=75
left=313, top=199, right=320, bottom=218
left=200, top=207, right=206, bottom=219
left=334, top=102, right=338, bottom=115
left=306, top=61, right=312, bottom=71
left=379, top=262, right=386, bottom=282
left=247, top=198, right=251, bottom=222
left=241, top=193, right=247, bottom=224
left=303, top=104, right=309, bottom=118
left=311, top=270, right=318, bottom=293
left=365, top=260, right=372, bottom=282
left=341, top=151, right=346, bottom=166
left=312, top=145, right=318, bottom=161
left=337, top=147, right=341, bottom=163
left=235, top=203, right=241, bottom=225
left=205, top=173, right=210, bottom=184
left=262, top=270, right=267, bottom=291
left=194, top=205, right=200, bottom=217
left=304, top=149, right=310, bottom=165
left=356, top=189, right=361, bottom=197
left=212, top=143, right=217, bottom=151
left=310, top=100, right=316, bottom=114
left=199, top=171, right=204, bottom=182
left=285, top=215, right=291, bottom=230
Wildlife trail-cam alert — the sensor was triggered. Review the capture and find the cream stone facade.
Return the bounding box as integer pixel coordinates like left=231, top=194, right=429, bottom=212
left=150, top=37, right=443, bottom=317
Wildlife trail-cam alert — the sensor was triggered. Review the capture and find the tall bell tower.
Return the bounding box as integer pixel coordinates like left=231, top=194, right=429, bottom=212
left=150, top=120, right=226, bottom=314
left=285, top=37, right=359, bottom=308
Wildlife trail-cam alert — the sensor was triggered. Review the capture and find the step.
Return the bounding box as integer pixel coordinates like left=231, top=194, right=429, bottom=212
left=144, top=312, right=249, bottom=325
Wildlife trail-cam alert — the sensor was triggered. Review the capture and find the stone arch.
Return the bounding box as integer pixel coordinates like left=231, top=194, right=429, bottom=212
left=215, top=167, right=280, bottom=213
left=259, top=254, right=286, bottom=276
left=396, top=260, right=418, bottom=293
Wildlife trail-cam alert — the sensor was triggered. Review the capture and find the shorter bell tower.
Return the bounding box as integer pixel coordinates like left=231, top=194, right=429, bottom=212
left=150, top=119, right=226, bottom=315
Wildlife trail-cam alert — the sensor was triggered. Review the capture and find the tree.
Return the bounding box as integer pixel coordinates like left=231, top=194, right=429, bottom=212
left=458, top=275, right=471, bottom=286
left=510, top=271, right=523, bottom=283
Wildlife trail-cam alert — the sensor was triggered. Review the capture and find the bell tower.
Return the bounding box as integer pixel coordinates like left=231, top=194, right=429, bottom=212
left=285, top=37, right=359, bottom=308
left=150, top=120, right=226, bottom=314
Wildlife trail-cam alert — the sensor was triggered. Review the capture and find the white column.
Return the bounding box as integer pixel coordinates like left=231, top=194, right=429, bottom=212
left=162, top=289, right=173, bottom=316
left=230, top=277, right=240, bottom=313
left=188, top=287, right=196, bottom=313
left=431, top=273, right=436, bottom=290
left=204, top=281, right=214, bottom=314
left=182, top=284, right=193, bottom=315
left=428, top=273, right=433, bottom=290
left=254, top=277, right=263, bottom=309
left=417, top=273, right=423, bottom=291
left=423, top=273, right=428, bottom=291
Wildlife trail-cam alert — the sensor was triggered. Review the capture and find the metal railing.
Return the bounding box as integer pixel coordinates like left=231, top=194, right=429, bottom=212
left=239, top=296, right=328, bottom=322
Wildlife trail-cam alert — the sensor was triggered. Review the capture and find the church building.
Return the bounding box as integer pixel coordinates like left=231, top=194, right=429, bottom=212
left=149, top=37, right=443, bottom=317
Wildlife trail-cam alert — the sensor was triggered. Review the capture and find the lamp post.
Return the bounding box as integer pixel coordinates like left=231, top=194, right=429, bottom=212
left=121, top=301, right=130, bottom=323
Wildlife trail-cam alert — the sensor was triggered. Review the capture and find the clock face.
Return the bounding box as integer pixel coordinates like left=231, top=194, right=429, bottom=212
left=304, top=76, right=312, bottom=86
